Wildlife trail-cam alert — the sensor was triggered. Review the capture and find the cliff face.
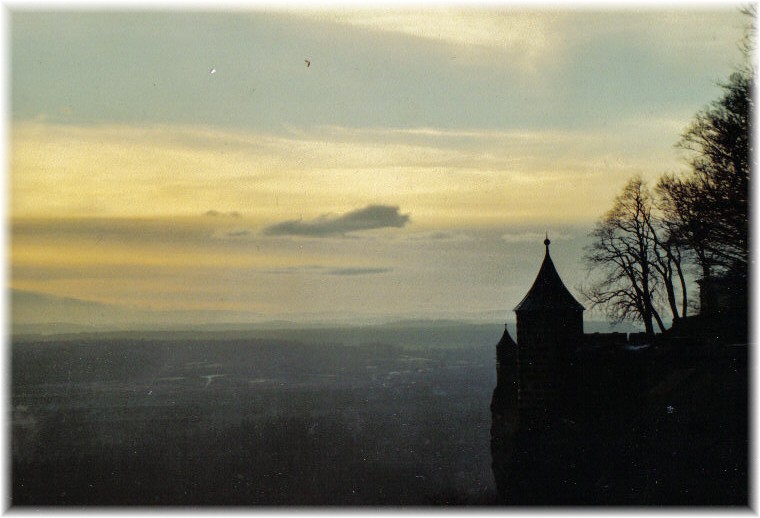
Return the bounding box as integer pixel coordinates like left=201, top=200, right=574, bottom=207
left=490, top=341, right=747, bottom=505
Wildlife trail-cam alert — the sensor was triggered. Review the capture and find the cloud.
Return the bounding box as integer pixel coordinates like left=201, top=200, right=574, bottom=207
left=263, top=205, right=410, bottom=237
left=261, top=265, right=391, bottom=276
left=401, top=230, right=477, bottom=243
left=11, top=119, right=688, bottom=232
left=225, top=229, right=251, bottom=238
left=326, top=267, right=392, bottom=276
left=205, top=210, right=241, bottom=218
left=422, top=231, right=455, bottom=241
left=263, top=265, right=325, bottom=275
left=302, top=9, right=558, bottom=68
left=12, top=120, right=683, bottom=226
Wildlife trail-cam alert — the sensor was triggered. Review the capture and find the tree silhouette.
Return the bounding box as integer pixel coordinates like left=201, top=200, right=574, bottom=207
left=657, top=68, right=751, bottom=286
left=657, top=7, right=752, bottom=298
left=590, top=10, right=752, bottom=326
left=584, top=177, right=687, bottom=334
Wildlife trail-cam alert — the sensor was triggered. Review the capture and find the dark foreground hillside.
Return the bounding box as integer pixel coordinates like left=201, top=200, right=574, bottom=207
left=12, top=331, right=498, bottom=505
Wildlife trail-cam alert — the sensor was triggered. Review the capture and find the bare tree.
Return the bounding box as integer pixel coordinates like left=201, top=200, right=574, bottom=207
left=657, top=5, right=752, bottom=287
left=646, top=210, right=689, bottom=324
left=583, top=177, right=688, bottom=334
left=584, top=178, right=664, bottom=334
left=658, top=67, right=750, bottom=285
left=589, top=9, right=751, bottom=328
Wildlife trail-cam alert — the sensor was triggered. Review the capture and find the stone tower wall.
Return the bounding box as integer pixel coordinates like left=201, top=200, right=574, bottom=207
left=516, top=309, right=583, bottom=419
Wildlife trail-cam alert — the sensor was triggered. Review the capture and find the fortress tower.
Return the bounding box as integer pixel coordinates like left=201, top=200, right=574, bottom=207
left=513, top=236, right=584, bottom=423
left=495, top=323, right=517, bottom=388
left=490, top=236, right=586, bottom=503
left=491, top=236, right=584, bottom=504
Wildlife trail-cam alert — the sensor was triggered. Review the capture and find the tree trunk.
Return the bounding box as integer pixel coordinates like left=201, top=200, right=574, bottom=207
left=652, top=306, right=667, bottom=334
left=642, top=306, right=655, bottom=335
left=675, top=259, right=689, bottom=318
left=663, top=275, right=680, bottom=323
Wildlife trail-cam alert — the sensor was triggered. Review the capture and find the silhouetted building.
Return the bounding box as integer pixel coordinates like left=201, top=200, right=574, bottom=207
left=490, top=238, right=748, bottom=505
left=491, top=237, right=588, bottom=503
left=495, top=323, right=516, bottom=387
left=689, top=272, right=748, bottom=343
left=490, top=324, right=518, bottom=498
left=513, top=237, right=583, bottom=425
left=698, top=273, right=747, bottom=319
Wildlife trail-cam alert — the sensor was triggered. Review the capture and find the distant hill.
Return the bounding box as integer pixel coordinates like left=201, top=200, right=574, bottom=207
left=11, top=290, right=128, bottom=331
left=10, top=288, right=643, bottom=338
left=10, top=289, right=263, bottom=334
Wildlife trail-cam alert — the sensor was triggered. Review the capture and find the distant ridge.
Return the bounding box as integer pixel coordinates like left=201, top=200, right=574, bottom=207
left=10, top=289, right=644, bottom=337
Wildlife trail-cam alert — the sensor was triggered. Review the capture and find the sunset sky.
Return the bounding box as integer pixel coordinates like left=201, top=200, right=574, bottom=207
left=9, top=6, right=748, bottom=327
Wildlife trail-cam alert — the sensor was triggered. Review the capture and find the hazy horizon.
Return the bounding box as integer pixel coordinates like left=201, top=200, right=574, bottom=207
left=10, top=8, right=744, bottom=330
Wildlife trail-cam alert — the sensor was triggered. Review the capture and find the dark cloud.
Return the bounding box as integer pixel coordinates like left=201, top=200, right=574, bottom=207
left=225, top=229, right=251, bottom=238
left=428, top=231, right=453, bottom=240
left=263, top=265, right=324, bottom=275
left=204, top=210, right=241, bottom=218
left=262, top=265, right=391, bottom=276
left=262, top=205, right=410, bottom=237
left=12, top=217, right=209, bottom=245
left=395, top=230, right=476, bottom=243
left=326, top=267, right=392, bottom=276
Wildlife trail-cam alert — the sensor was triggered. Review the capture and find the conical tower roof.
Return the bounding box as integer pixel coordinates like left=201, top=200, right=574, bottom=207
left=513, top=237, right=584, bottom=312
left=496, top=323, right=517, bottom=348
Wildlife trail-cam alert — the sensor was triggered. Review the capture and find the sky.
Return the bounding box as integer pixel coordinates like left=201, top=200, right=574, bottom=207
left=8, top=5, right=749, bottom=328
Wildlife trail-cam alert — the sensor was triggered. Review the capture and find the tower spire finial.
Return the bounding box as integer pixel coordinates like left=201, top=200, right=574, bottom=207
left=544, top=232, right=550, bottom=248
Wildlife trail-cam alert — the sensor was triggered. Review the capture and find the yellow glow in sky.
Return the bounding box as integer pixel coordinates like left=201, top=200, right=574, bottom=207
left=11, top=120, right=681, bottom=226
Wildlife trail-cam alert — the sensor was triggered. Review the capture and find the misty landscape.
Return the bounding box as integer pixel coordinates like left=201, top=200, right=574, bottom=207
left=13, top=322, right=505, bottom=505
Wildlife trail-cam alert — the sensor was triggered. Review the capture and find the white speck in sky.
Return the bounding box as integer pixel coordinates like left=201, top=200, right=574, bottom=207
left=209, top=67, right=217, bottom=75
